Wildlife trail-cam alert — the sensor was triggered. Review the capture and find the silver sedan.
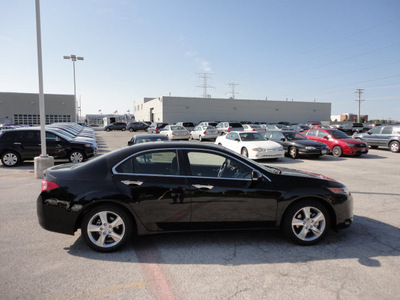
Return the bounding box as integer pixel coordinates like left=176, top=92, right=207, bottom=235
left=190, top=125, right=219, bottom=141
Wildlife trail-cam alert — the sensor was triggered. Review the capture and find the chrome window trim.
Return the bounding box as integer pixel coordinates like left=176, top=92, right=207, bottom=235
left=112, top=147, right=272, bottom=182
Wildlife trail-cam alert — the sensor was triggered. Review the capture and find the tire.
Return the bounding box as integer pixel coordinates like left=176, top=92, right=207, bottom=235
left=370, top=145, right=378, bottom=149
left=68, top=150, right=85, bottom=163
left=106, top=128, right=111, bottom=132
left=121, top=128, right=126, bottom=131
left=82, top=205, right=132, bottom=252
left=282, top=200, right=330, bottom=246
left=129, top=128, right=134, bottom=132
left=332, top=146, right=343, bottom=157
left=199, top=136, right=203, bottom=142
left=389, top=141, right=400, bottom=153
left=189, top=134, right=193, bottom=140
left=241, top=147, right=249, bottom=157
left=1, top=151, right=21, bottom=167
left=289, top=146, right=298, bottom=159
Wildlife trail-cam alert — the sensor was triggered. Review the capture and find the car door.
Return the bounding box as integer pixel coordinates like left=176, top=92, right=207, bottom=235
left=363, top=127, right=381, bottom=146
left=183, top=149, right=278, bottom=229
left=17, top=130, right=41, bottom=159
left=112, top=149, right=191, bottom=231
left=380, top=127, right=393, bottom=147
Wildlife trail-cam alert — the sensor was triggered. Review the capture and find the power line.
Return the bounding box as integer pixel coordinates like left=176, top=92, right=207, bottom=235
left=197, top=73, right=214, bottom=98
left=226, top=83, right=239, bottom=99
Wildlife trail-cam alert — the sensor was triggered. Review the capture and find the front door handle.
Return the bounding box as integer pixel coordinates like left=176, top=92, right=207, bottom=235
left=121, top=180, right=143, bottom=186
left=192, top=184, right=213, bottom=190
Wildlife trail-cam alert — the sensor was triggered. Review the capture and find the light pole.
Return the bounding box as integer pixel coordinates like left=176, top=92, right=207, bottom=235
left=63, top=54, right=84, bottom=122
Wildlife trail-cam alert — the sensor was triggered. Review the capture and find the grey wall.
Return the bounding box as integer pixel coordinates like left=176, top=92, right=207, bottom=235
left=0, top=92, right=75, bottom=125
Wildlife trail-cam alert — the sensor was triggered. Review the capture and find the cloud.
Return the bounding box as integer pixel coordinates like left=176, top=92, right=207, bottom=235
left=186, top=51, right=212, bottom=72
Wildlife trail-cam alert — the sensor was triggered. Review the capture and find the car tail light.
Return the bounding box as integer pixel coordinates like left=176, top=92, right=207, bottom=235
left=155, top=128, right=158, bottom=133
left=41, top=180, right=59, bottom=192
left=217, top=131, right=219, bottom=134
left=252, top=128, right=255, bottom=131
left=203, top=131, right=207, bottom=134
left=227, top=128, right=231, bottom=132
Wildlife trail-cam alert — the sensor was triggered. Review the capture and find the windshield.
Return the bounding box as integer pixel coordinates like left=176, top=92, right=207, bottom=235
left=239, top=132, right=266, bottom=141
left=171, top=126, right=185, bottom=130
left=327, top=130, right=350, bottom=139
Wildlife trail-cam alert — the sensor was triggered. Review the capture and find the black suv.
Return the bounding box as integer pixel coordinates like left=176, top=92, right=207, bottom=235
left=0, top=128, right=96, bottom=167
left=104, top=122, right=127, bottom=131
left=147, top=122, right=169, bottom=134
left=353, top=125, right=400, bottom=153
left=126, top=122, right=149, bottom=132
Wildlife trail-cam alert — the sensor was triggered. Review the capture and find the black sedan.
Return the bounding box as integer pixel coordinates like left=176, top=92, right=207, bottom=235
left=37, top=142, right=353, bottom=252
left=264, top=131, right=330, bottom=159
left=127, top=134, right=168, bottom=146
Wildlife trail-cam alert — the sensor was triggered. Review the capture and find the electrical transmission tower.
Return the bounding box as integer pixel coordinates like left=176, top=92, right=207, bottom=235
left=355, top=89, right=365, bottom=123
left=226, top=83, right=239, bottom=99
left=197, top=73, right=214, bottom=98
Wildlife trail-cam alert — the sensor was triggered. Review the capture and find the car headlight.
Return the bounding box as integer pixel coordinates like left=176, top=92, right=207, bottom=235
left=305, top=146, right=316, bottom=150
left=346, top=142, right=356, bottom=147
left=251, top=148, right=264, bottom=152
left=327, top=187, right=350, bottom=194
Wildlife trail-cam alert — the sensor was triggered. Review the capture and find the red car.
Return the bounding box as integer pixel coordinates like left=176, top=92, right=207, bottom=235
left=303, top=129, right=368, bottom=157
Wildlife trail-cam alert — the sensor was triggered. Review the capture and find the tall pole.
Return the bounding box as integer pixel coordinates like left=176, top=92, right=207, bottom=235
left=35, top=0, right=47, bottom=157
left=355, top=89, right=365, bottom=123
left=64, top=55, right=84, bottom=122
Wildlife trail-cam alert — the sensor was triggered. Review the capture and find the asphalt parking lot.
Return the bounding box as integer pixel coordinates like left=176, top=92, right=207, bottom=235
left=1, top=130, right=399, bottom=300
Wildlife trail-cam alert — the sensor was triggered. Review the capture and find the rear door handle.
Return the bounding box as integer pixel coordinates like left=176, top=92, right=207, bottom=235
left=121, top=180, right=143, bottom=186
left=192, top=184, right=213, bottom=190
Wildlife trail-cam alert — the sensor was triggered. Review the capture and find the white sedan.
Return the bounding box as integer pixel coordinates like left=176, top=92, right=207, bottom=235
left=159, top=125, right=190, bottom=140
left=215, top=131, right=284, bottom=160
left=190, top=125, right=219, bottom=141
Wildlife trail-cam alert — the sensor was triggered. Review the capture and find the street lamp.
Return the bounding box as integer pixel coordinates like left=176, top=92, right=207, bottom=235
left=63, top=54, right=84, bottom=122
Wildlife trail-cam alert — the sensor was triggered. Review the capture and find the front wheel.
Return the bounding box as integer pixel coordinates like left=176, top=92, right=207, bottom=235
left=332, top=146, right=343, bottom=157
left=1, top=151, right=21, bottom=167
left=389, top=141, right=400, bottom=153
left=82, top=205, right=132, bottom=252
left=69, top=150, right=85, bottom=163
left=289, top=146, right=298, bottom=159
left=283, top=200, right=330, bottom=246
left=129, top=128, right=134, bottom=132
left=121, top=128, right=126, bottom=131
left=199, top=136, right=203, bottom=142
left=241, top=147, right=249, bottom=157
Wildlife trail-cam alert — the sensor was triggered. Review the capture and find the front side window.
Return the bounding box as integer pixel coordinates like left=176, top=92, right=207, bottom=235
left=305, top=130, right=317, bottom=137
left=187, top=151, right=252, bottom=179
left=115, top=150, right=178, bottom=175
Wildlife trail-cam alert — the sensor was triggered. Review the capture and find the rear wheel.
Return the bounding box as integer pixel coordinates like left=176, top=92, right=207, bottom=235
left=389, top=141, right=400, bottom=153
left=121, top=127, right=126, bottom=131
left=283, top=200, right=330, bottom=246
left=82, top=205, right=132, bottom=252
left=69, top=150, right=85, bottom=163
left=199, top=136, right=203, bottom=142
left=129, top=128, right=134, bottom=132
left=1, top=151, right=21, bottom=167
left=332, top=146, right=343, bottom=157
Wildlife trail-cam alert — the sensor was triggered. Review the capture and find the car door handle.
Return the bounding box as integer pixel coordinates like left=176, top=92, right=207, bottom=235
left=121, top=180, right=143, bottom=186
left=192, top=184, right=213, bottom=190
left=14, top=142, right=21, bottom=145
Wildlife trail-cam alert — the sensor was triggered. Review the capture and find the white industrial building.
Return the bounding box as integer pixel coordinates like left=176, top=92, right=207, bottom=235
left=0, top=92, right=75, bottom=125
left=133, top=96, right=331, bottom=124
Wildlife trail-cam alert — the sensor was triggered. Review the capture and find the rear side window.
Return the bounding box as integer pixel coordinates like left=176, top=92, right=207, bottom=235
left=21, top=131, right=40, bottom=142
left=0, top=131, right=14, bottom=142
left=305, top=130, right=317, bottom=137
left=115, top=150, right=178, bottom=175
left=382, top=127, right=393, bottom=134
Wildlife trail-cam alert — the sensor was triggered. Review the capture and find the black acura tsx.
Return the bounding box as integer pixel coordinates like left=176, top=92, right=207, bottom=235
left=37, top=142, right=353, bottom=252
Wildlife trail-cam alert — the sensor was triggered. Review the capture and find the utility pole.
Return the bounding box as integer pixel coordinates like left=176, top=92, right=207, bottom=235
left=226, top=83, right=239, bottom=99
left=197, top=73, right=214, bottom=98
left=355, top=89, right=365, bottom=123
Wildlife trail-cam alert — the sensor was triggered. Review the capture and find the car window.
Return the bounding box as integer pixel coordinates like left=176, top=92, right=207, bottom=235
left=187, top=151, right=252, bottom=179
left=382, top=127, right=393, bottom=134
left=115, top=150, right=178, bottom=175
left=317, top=130, right=327, bottom=138
left=270, top=131, right=285, bottom=140
left=239, top=132, right=264, bottom=141
left=21, top=131, right=40, bottom=142
left=370, top=127, right=381, bottom=134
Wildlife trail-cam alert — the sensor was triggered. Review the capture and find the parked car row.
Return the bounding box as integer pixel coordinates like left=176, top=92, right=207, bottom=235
left=0, top=123, right=97, bottom=167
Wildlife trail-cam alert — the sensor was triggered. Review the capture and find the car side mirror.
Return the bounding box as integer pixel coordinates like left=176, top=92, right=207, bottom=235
left=280, top=138, right=286, bottom=142
left=235, top=138, right=240, bottom=142
left=55, top=136, right=61, bottom=142
left=367, top=131, right=372, bottom=135
left=323, top=136, right=329, bottom=140
left=252, top=170, right=263, bottom=181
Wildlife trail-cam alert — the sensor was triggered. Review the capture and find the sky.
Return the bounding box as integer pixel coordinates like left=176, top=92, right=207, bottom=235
left=1, top=0, right=400, bottom=121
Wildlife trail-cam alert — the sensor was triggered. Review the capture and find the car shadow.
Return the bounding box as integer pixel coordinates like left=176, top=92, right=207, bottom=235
left=65, top=215, right=400, bottom=267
